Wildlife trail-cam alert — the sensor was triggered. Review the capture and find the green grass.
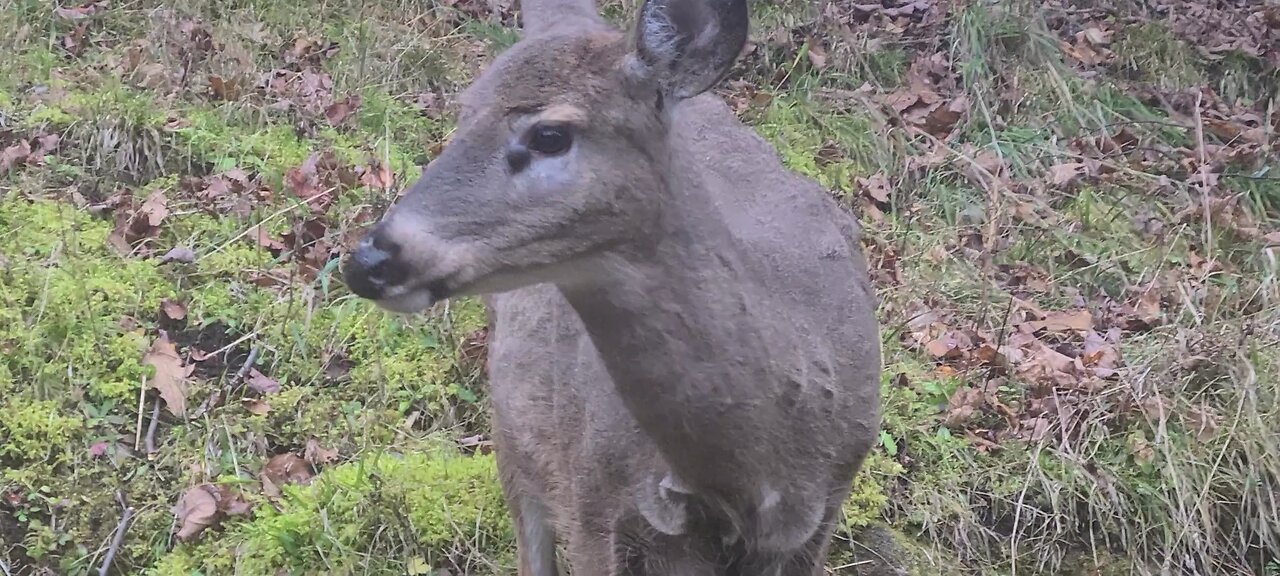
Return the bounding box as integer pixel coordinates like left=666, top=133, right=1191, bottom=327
left=1, top=0, right=1278, bottom=574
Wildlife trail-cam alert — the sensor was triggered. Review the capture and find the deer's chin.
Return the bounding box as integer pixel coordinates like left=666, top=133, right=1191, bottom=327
left=370, top=285, right=438, bottom=315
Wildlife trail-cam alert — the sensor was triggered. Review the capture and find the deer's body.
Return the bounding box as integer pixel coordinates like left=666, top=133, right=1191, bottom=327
left=343, top=7, right=881, bottom=575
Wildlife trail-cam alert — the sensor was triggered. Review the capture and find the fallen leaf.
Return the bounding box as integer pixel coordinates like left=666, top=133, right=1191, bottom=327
left=212, top=485, right=254, bottom=517
left=251, top=225, right=287, bottom=252
left=159, top=246, right=196, bottom=264
left=1021, top=417, right=1052, bottom=442
left=457, top=434, right=495, bottom=455
left=1028, top=310, right=1093, bottom=333
left=1128, top=433, right=1154, bottom=464
left=32, top=134, right=60, bottom=158
left=173, top=486, right=220, bottom=541
left=856, top=173, right=891, bottom=204
left=944, top=386, right=985, bottom=428
left=1018, top=342, right=1083, bottom=387
left=242, top=399, right=271, bottom=415
left=245, top=368, right=280, bottom=394
left=144, top=332, right=195, bottom=418
left=924, top=338, right=957, bottom=358
left=260, top=453, right=314, bottom=498
left=359, top=160, right=394, bottom=190
left=806, top=42, right=827, bottom=69
left=1081, top=26, right=1112, bottom=46
left=1047, top=162, right=1088, bottom=188
left=160, top=299, right=187, bottom=321
left=304, top=439, right=340, bottom=465
left=1184, top=404, right=1220, bottom=443
left=54, top=1, right=107, bottom=21
left=125, top=188, right=172, bottom=244
left=324, top=94, right=361, bottom=126
left=0, top=140, right=32, bottom=173
left=207, top=75, right=243, bottom=101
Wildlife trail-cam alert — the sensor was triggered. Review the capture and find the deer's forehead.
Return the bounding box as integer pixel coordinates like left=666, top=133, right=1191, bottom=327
left=462, top=31, right=629, bottom=114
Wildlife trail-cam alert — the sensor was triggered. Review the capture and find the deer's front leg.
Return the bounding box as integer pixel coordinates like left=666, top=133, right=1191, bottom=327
left=512, top=495, right=559, bottom=576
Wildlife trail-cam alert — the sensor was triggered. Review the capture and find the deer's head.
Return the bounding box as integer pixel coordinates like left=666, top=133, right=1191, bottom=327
left=342, top=0, right=747, bottom=313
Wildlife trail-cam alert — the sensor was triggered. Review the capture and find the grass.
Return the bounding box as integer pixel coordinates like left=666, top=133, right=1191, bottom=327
left=1, top=0, right=1278, bottom=574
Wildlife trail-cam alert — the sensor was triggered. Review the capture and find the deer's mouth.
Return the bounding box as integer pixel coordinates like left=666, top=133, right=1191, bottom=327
left=367, top=283, right=441, bottom=314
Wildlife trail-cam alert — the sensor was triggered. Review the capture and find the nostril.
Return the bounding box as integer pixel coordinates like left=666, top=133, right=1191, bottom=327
left=371, top=231, right=401, bottom=257
left=344, top=233, right=407, bottom=299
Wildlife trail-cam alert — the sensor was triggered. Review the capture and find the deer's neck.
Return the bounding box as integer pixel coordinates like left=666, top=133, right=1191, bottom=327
left=557, top=171, right=792, bottom=491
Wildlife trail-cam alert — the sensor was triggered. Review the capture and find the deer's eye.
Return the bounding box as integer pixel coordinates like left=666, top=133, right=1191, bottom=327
left=527, top=124, right=572, bottom=156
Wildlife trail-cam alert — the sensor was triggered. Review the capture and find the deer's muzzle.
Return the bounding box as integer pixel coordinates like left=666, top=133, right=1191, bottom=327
left=343, top=227, right=407, bottom=300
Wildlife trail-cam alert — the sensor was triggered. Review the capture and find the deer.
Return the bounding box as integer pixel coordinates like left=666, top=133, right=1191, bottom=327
left=340, top=0, right=883, bottom=572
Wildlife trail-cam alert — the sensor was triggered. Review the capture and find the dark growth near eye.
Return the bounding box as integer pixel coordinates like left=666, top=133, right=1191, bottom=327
left=527, top=124, right=573, bottom=155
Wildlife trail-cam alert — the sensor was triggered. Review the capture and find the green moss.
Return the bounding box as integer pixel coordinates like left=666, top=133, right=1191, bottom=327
left=0, top=197, right=175, bottom=402
left=151, top=451, right=513, bottom=576
left=0, top=397, right=84, bottom=463
left=843, top=450, right=904, bottom=530
left=751, top=95, right=885, bottom=197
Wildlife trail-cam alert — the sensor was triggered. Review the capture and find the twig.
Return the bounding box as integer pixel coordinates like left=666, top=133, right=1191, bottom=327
left=134, top=373, right=146, bottom=451
left=145, top=397, right=161, bottom=455
left=235, top=345, right=261, bottom=382
left=97, top=495, right=134, bottom=576
left=1, top=558, right=12, bottom=576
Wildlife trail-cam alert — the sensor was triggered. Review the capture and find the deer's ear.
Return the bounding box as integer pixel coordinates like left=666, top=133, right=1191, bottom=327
left=628, top=0, right=747, bottom=101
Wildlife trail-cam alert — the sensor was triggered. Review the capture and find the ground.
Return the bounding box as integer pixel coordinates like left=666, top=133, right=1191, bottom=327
left=0, top=0, right=1277, bottom=574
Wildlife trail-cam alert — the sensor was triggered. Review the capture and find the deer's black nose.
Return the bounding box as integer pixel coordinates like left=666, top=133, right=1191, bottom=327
left=343, top=229, right=406, bottom=300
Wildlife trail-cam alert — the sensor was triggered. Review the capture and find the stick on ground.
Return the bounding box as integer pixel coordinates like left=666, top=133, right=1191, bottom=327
left=97, top=504, right=135, bottom=576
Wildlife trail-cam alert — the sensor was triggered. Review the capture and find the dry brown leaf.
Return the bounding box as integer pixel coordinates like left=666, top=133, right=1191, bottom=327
left=924, top=336, right=965, bottom=360
left=160, top=299, right=187, bottom=321
left=159, top=246, right=196, bottom=264
left=32, top=134, right=60, bottom=158
left=359, top=161, right=394, bottom=190
left=1018, top=342, right=1082, bottom=387
left=173, top=486, right=220, bottom=541
left=250, top=225, right=287, bottom=252
left=1028, top=310, right=1093, bottom=333
left=1128, top=434, right=1155, bottom=464
left=260, top=453, right=314, bottom=498
left=208, top=75, right=244, bottom=101
left=0, top=140, right=32, bottom=173
left=324, top=94, right=361, bottom=126
left=144, top=332, right=195, bottom=418
left=243, top=399, right=272, bottom=416
left=1020, top=417, right=1052, bottom=442
left=1081, top=26, right=1113, bottom=46
left=806, top=42, right=827, bottom=69
left=138, top=189, right=170, bottom=228
left=944, top=386, right=985, bottom=428
left=213, top=485, right=255, bottom=517
left=304, top=439, right=340, bottom=465
left=245, top=368, right=280, bottom=394
left=856, top=172, right=891, bottom=204
left=1047, top=162, right=1088, bottom=188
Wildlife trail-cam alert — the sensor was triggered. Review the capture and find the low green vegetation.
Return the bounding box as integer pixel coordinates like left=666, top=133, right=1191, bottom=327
left=1, top=0, right=1277, bottom=575
left=152, top=451, right=512, bottom=576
